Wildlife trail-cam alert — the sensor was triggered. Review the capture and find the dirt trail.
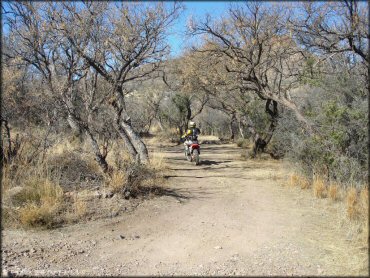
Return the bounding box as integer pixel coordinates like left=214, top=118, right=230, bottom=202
left=2, top=144, right=368, bottom=276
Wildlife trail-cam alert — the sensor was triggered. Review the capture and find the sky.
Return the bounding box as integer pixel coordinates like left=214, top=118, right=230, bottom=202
left=167, top=1, right=230, bottom=57
left=1, top=1, right=230, bottom=58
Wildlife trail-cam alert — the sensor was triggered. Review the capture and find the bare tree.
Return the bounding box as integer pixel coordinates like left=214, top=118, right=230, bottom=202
left=288, top=1, right=369, bottom=65
left=52, top=2, right=182, bottom=163
left=162, top=54, right=211, bottom=136
left=3, top=2, right=111, bottom=173
left=3, top=2, right=84, bottom=136
left=188, top=2, right=317, bottom=136
left=175, top=45, right=279, bottom=154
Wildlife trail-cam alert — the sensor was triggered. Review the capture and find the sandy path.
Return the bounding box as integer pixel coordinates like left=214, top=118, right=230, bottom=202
left=2, top=144, right=368, bottom=276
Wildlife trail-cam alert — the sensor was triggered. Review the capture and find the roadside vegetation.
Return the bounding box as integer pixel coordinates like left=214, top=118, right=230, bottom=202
left=1, top=1, right=368, bottom=233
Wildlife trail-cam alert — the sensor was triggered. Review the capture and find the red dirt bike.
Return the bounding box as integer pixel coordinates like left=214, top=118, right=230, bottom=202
left=183, top=139, right=200, bottom=165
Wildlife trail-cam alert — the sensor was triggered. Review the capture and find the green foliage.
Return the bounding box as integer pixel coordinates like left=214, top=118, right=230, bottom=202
left=299, top=57, right=323, bottom=86
left=272, top=68, right=368, bottom=187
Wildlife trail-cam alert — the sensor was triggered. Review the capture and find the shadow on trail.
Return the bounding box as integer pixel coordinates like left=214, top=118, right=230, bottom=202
left=138, top=185, right=215, bottom=202
left=164, top=175, right=224, bottom=179
left=135, top=185, right=191, bottom=201
left=199, top=160, right=232, bottom=165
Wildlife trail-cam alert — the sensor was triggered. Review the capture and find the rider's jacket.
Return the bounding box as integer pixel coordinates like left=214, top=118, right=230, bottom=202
left=182, top=128, right=201, bottom=141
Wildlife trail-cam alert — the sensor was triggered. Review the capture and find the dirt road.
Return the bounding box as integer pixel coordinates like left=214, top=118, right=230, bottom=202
left=2, top=144, right=368, bottom=276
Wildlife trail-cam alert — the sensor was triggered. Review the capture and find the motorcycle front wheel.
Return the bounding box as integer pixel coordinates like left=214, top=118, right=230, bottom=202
left=193, top=149, right=200, bottom=165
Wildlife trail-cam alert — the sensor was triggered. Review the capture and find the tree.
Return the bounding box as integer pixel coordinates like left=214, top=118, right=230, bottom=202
left=162, top=56, right=209, bottom=136
left=188, top=2, right=317, bottom=136
left=288, top=1, right=369, bottom=65
left=175, top=44, right=279, bottom=154
left=3, top=2, right=111, bottom=172
left=53, top=2, right=182, bottom=163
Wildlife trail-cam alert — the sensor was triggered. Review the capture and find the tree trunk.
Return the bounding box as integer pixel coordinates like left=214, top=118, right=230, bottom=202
left=67, top=113, right=83, bottom=139
left=229, top=112, right=237, bottom=141
left=178, top=125, right=184, bottom=137
left=263, top=99, right=278, bottom=145
left=156, top=118, right=164, bottom=131
left=112, top=103, right=139, bottom=161
left=249, top=99, right=278, bottom=157
left=240, top=115, right=265, bottom=158
left=64, top=86, right=83, bottom=140
left=66, top=109, right=110, bottom=174
left=111, top=94, right=149, bottom=164
left=84, top=128, right=109, bottom=174
left=238, top=118, right=245, bottom=139
left=120, top=118, right=149, bottom=164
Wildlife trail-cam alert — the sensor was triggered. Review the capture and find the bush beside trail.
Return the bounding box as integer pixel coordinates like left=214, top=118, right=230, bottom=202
left=1, top=132, right=169, bottom=229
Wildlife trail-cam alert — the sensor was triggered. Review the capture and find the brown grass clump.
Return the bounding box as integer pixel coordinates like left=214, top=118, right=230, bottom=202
left=64, top=193, right=89, bottom=223
left=299, top=176, right=310, bottom=189
left=295, top=175, right=310, bottom=189
left=15, top=178, right=64, bottom=228
left=313, top=177, right=326, bottom=198
left=72, top=197, right=88, bottom=218
left=346, top=187, right=359, bottom=220
left=236, top=138, right=250, bottom=149
left=107, top=171, right=127, bottom=193
left=328, top=183, right=339, bottom=201
left=358, top=187, right=368, bottom=219
left=149, top=153, right=168, bottom=172
left=19, top=203, right=60, bottom=228
left=289, top=173, right=300, bottom=187
left=286, top=173, right=310, bottom=189
left=105, top=153, right=168, bottom=198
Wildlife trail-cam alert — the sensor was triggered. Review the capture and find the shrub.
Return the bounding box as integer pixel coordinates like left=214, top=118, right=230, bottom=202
left=46, top=150, right=102, bottom=189
left=271, top=70, right=367, bottom=188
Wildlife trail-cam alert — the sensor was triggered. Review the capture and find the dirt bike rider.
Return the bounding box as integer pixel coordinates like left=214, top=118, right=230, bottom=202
left=181, top=121, right=201, bottom=155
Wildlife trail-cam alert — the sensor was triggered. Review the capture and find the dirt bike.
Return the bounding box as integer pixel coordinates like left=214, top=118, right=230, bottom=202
left=183, top=139, right=200, bottom=165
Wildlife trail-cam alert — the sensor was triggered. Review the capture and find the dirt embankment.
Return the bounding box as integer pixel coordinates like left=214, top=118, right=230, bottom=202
left=2, top=143, right=368, bottom=276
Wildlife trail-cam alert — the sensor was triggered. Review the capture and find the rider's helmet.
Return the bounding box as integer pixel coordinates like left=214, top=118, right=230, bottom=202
left=189, top=121, right=196, bottom=128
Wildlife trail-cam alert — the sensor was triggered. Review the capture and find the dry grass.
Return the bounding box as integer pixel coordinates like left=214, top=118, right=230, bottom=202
left=64, top=193, right=88, bottom=223
left=105, top=150, right=168, bottom=197
left=72, top=197, right=88, bottom=218
left=346, top=187, right=359, bottom=220
left=149, top=152, right=168, bottom=172
left=1, top=133, right=101, bottom=228
left=345, top=185, right=368, bottom=221
left=106, top=170, right=127, bottom=193
left=286, top=173, right=310, bottom=189
left=1, top=164, right=12, bottom=193
left=14, top=178, right=64, bottom=228
left=2, top=129, right=173, bottom=229
left=106, top=141, right=134, bottom=170
left=236, top=138, right=250, bottom=149
left=299, top=176, right=311, bottom=189
left=328, top=183, right=339, bottom=201
left=313, top=177, right=327, bottom=198
left=289, top=173, right=300, bottom=187
left=18, top=203, right=60, bottom=228
left=358, top=187, right=368, bottom=217
left=151, top=128, right=179, bottom=144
